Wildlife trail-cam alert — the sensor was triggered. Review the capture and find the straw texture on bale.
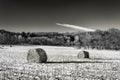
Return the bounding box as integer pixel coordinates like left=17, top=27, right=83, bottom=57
left=27, top=48, right=47, bottom=63
left=77, top=51, right=89, bottom=59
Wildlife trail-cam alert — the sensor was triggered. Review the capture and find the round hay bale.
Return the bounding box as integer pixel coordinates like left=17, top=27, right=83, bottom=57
left=77, top=51, right=89, bottom=59
left=27, top=48, right=47, bottom=63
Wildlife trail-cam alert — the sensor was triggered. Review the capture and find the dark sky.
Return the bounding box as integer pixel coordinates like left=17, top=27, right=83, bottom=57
left=0, top=0, right=120, bottom=32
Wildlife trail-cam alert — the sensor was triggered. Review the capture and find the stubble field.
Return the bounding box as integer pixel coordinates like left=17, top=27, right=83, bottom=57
left=0, top=45, right=120, bottom=80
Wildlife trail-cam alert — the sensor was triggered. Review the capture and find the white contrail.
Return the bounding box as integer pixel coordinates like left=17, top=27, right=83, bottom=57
left=56, top=23, right=96, bottom=32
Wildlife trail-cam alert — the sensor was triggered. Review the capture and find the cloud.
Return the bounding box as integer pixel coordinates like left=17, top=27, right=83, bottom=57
left=56, top=23, right=96, bottom=32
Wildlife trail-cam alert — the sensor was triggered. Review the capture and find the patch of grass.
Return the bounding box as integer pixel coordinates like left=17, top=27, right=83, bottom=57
left=0, top=46, right=120, bottom=80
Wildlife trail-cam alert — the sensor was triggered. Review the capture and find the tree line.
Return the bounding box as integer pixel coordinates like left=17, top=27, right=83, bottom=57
left=0, top=28, right=120, bottom=50
left=75, top=28, right=120, bottom=50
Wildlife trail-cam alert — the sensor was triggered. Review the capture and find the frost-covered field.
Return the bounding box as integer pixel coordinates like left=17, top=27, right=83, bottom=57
left=0, top=45, right=120, bottom=80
